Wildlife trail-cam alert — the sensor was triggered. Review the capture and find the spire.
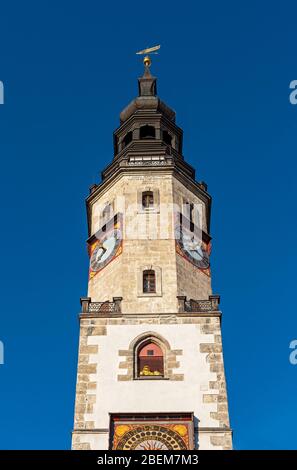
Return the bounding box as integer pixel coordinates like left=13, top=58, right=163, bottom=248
left=138, top=62, right=157, bottom=97
left=118, top=46, right=176, bottom=124
left=119, top=60, right=175, bottom=124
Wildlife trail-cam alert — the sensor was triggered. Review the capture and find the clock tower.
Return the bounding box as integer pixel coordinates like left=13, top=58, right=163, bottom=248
left=72, top=58, right=232, bottom=450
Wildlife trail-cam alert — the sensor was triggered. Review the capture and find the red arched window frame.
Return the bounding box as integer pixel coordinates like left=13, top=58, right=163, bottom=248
left=137, top=342, right=164, bottom=377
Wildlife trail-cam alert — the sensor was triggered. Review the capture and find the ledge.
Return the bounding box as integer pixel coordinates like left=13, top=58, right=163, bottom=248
left=79, top=311, right=221, bottom=320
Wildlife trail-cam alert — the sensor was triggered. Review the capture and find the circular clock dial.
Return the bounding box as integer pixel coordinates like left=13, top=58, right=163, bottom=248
left=90, top=229, right=121, bottom=272
left=115, top=425, right=187, bottom=450
left=180, top=233, right=210, bottom=269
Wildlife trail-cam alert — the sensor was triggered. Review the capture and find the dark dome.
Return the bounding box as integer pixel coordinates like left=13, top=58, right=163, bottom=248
left=119, top=66, right=176, bottom=123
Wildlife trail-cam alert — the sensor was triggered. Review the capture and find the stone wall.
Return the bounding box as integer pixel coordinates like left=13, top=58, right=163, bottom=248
left=88, top=172, right=212, bottom=313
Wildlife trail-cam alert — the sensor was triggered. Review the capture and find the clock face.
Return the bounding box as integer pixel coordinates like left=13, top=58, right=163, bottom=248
left=89, top=224, right=122, bottom=278
left=90, top=231, right=119, bottom=271
left=175, top=225, right=210, bottom=270
left=114, top=425, right=187, bottom=450
left=180, top=232, right=210, bottom=269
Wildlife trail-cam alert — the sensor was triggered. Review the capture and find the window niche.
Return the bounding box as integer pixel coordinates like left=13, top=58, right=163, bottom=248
left=122, top=131, right=133, bottom=149
left=142, top=191, right=154, bottom=210
left=137, top=341, right=164, bottom=378
left=183, top=198, right=202, bottom=230
left=137, top=266, right=162, bottom=297
left=137, top=189, right=159, bottom=213
left=117, top=332, right=184, bottom=382
left=143, top=270, right=156, bottom=293
left=139, top=125, right=155, bottom=139
left=162, top=129, right=172, bottom=146
left=133, top=334, right=169, bottom=380
left=101, top=202, right=114, bottom=225
left=184, top=200, right=194, bottom=225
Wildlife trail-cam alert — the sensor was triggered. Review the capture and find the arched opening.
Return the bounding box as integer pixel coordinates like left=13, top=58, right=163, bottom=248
left=137, top=341, right=164, bottom=377
left=122, top=131, right=132, bottom=148
left=143, top=270, right=156, bottom=293
left=162, top=130, right=172, bottom=146
left=140, top=125, right=155, bottom=139
left=142, top=191, right=154, bottom=209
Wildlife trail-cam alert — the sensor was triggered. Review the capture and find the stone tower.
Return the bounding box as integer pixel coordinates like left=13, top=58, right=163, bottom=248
left=72, top=60, right=232, bottom=450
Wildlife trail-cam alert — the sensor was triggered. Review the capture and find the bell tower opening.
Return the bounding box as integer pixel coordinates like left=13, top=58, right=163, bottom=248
left=140, top=124, right=155, bottom=139
left=122, top=131, right=132, bottom=148
left=162, top=129, right=172, bottom=146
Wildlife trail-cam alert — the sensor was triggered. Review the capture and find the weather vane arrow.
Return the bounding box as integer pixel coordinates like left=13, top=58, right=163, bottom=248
left=136, top=44, right=160, bottom=67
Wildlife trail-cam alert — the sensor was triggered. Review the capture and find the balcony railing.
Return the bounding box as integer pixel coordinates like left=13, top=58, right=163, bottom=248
left=80, top=295, right=219, bottom=315
left=177, top=295, right=220, bottom=313
left=80, top=297, right=122, bottom=314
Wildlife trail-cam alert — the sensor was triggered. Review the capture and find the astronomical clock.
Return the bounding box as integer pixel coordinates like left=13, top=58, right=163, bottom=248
left=110, top=414, right=194, bottom=450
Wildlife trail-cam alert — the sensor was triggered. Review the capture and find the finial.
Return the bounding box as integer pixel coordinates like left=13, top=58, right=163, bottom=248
left=136, top=44, right=160, bottom=69
left=143, top=55, right=151, bottom=68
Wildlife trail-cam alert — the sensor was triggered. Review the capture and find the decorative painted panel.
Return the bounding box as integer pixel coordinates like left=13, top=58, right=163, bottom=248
left=110, top=413, right=194, bottom=450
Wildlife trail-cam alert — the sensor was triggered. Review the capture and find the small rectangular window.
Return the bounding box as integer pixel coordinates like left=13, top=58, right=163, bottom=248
left=143, top=270, right=156, bottom=293
left=142, top=191, right=154, bottom=210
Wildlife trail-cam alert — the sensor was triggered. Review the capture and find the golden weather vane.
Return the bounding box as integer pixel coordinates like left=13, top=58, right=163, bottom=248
left=136, top=44, right=160, bottom=67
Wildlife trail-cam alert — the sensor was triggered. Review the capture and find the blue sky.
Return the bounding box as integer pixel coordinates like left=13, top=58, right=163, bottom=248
left=0, top=0, right=297, bottom=450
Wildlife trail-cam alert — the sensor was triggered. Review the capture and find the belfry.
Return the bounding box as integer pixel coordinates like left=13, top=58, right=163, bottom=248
left=72, top=53, right=232, bottom=450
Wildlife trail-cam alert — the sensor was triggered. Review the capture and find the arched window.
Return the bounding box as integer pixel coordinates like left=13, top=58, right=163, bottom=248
left=122, top=131, right=132, bottom=148
left=118, top=332, right=182, bottom=382
left=140, top=125, right=155, bottom=139
left=143, top=270, right=156, bottom=293
left=162, top=130, right=172, bottom=146
left=137, top=342, right=164, bottom=377
left=142, top=191, right=154, bottom=209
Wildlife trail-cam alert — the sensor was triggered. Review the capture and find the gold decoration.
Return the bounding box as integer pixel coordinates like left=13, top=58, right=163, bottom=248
left=136, top=44, right=160, bottom=68
left=115, top=425, right=130, bottom=437
left=139, top=365, right=161, bottom=376
left=173, top=424, right=188, bottom=437
left=143, top=55, right=151, bottom=67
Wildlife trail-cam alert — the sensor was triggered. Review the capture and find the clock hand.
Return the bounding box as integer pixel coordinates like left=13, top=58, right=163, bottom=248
left=99, top=241, right=108, bottom=253
left=94, top=242, right=107, bottom=263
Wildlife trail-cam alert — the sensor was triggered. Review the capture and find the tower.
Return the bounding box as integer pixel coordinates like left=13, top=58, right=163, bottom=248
left=72, top=58, right=232, bottom=451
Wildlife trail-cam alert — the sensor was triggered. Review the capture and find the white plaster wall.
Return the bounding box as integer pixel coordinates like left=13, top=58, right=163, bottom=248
left=84, top=324, right=218, bottom=430
left=198, top=433, right=222, bottom=450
